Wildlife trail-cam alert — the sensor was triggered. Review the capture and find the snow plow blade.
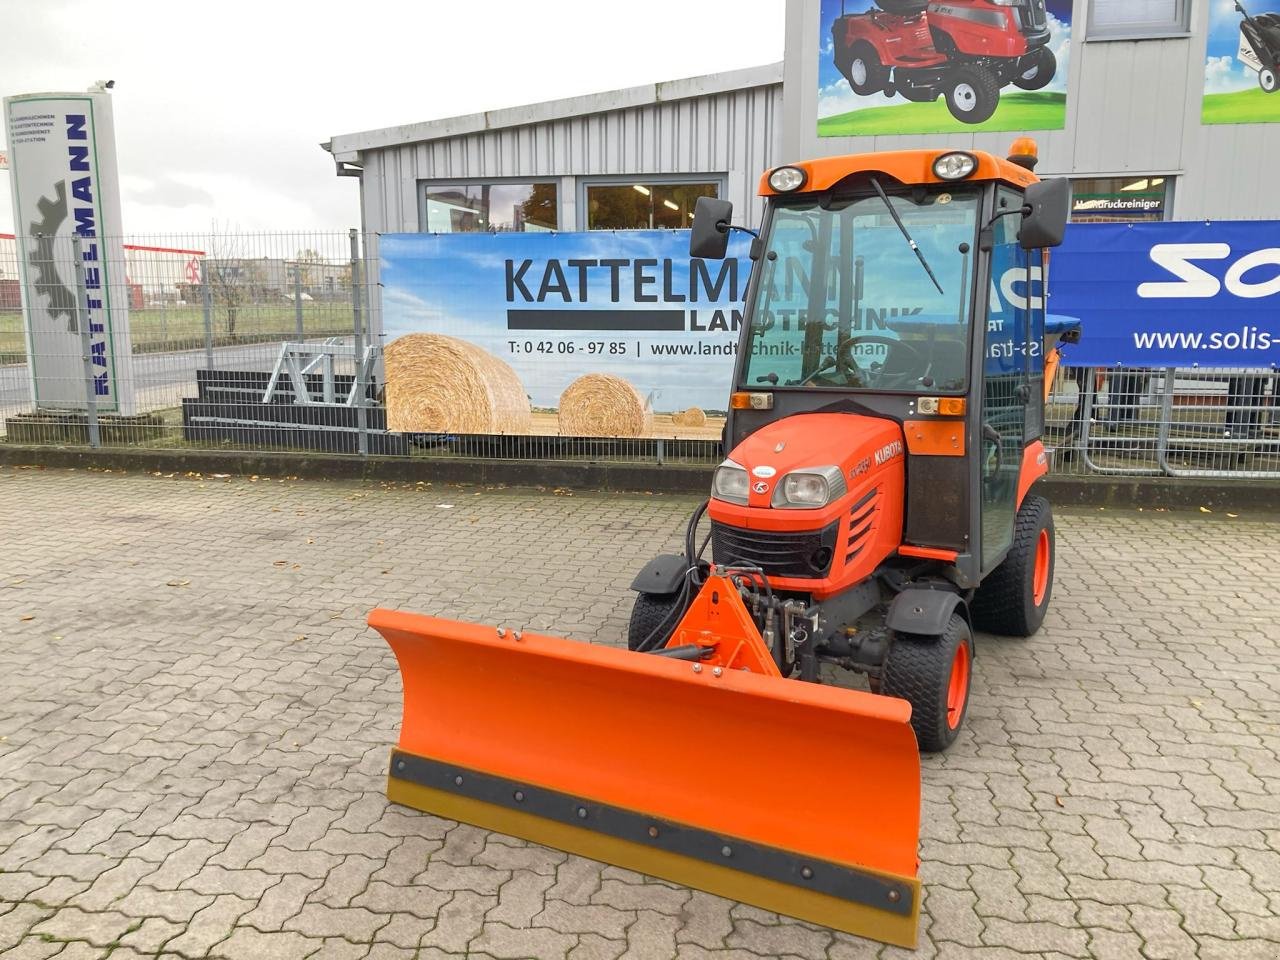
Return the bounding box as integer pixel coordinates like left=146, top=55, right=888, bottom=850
left=369, top=607, right=922, bottom=948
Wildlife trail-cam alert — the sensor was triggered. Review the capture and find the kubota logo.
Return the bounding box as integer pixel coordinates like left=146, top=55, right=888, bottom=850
left=752, top=480, right=770, bottom=495
left=874, top=440, right=904, bottom=466
left=1136, top=244, right=1280, bottom=300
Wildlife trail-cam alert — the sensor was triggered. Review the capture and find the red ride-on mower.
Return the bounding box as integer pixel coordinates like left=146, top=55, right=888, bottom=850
left=1236, top=0, right=1280, bottom=93
left=833, top=0, right=1057, bottom=124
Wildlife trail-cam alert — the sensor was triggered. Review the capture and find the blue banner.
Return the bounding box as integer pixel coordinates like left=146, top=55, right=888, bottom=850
left=1051, top=220, right=1280, bottom=367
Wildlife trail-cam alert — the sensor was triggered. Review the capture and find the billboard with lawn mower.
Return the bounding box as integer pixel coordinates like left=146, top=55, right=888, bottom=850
left=818, top=0, right=1073, bottom=135
left=1203, top=0, right=1280, bottom=123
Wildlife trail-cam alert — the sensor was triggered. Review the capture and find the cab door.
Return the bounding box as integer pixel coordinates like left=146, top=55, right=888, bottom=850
left=979, top=187, right=1036, bottom=572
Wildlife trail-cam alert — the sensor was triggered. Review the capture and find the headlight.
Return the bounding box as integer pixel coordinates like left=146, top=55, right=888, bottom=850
left=767, top=166, right=807, bottom=193
left=772, top=465, right=848, bottom=509
left=932, top=152, right=978, bottom=181
left=711, top=459, right=750, bottom=505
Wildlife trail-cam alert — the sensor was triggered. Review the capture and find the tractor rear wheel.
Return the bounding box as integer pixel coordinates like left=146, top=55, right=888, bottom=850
left=882, top=613, right=973, bottom=753
left=627, top=591, right=684, bottom=652
left=945, top=65, right=1000, bottom=123
left=847, top=42, right=889, bottom=95
left=1013, top=46, right=1056, bottom=91
left=971, top=495, right=1055, bottom=637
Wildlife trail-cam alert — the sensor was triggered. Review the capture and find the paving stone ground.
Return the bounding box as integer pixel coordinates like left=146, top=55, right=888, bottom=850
left=1, top=464, right=1278, bottom=959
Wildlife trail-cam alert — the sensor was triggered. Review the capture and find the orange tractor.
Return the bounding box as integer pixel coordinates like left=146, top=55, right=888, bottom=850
left=369, top=142, right=1072, bottom=948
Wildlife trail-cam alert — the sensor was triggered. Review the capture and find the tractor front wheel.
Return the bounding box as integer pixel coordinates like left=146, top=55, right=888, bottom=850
left=627, top=591, right=684, bottom=652
left=971, top=495, right=1055, bottom=636
left=882, top=613, right=973, bottom=753
left=1260, top=68, right=1278, bottom=93
left=945, top=65, right=1000, bottom=123
left=1013, top=46, right=1057, bottom=91
left=847, top=42, right=889, bottom=95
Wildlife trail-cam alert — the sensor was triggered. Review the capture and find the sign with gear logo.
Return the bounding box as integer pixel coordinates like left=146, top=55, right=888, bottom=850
left=4, top=91, right=134, bottom=413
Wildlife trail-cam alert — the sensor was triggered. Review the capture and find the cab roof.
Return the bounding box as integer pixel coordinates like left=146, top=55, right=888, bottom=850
left=757, top=149, right=1038, bottom=197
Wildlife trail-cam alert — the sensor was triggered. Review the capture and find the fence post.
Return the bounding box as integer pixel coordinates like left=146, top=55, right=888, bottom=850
left=201, top=278, right=214, bottom=369
left=294, top=267, right=304, bottom=341
left=70, top=234, right=101, bottom=449
left=350, top=228, right=369, bottom=457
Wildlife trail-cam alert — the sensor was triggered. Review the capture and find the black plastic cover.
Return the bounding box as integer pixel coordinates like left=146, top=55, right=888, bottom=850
left=629, top=554, right=689, bottom=595
left=885, top=588, right=967, bottom=638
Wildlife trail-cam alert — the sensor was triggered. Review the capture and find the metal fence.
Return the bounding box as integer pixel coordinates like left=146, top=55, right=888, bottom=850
left=1, top=228, right=1276, bottom=478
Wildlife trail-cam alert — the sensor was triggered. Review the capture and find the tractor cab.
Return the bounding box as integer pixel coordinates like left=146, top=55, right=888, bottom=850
left=689, top=144, right=1070, bottom=597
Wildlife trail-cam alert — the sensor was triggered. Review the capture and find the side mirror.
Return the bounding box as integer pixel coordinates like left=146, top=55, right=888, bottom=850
left=689, top=196, right=734, bottom=260
left=1018, top=178, right=1071, bottom=250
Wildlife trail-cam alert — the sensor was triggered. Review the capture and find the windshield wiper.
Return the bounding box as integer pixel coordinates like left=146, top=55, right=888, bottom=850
left=869, top=177, right=944, bottom=296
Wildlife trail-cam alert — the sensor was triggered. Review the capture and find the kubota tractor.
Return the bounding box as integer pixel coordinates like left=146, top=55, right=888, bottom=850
left=832, top=0, right=1057, bottom=123
left=368, top=142, right=1073, bottom=948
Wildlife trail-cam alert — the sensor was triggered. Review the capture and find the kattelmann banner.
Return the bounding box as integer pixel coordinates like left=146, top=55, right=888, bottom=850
left=1052, top=221, right=1280, bottom=367
left=4, top=91, right=135, bottom=413
left=380, top=231, right=752, bottom=429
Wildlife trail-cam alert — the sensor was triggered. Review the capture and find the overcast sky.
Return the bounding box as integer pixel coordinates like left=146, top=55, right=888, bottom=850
left=1, top=0, right=784, bottom=238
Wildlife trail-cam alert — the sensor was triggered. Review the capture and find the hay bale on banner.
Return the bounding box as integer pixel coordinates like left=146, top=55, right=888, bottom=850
left=558, top=373, right=653, bottom=438
left=383, top=333, right=531, bottom=434
left=671, top=407, right=707, bottom=427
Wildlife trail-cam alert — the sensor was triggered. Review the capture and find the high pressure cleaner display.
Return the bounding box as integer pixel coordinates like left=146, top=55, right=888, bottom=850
left=1204, top=0, right=1280, bottom=123
left=817, top=0, right=1073, bottom=134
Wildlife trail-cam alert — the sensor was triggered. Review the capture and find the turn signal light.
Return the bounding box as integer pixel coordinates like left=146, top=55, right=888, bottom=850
left=730, top=391, right=774, bottom=410
left=917, top=397, right=966, bottom=416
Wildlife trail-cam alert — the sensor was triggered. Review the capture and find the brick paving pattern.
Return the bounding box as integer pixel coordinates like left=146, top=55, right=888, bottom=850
left=1, top=464, right=1278, bottom=959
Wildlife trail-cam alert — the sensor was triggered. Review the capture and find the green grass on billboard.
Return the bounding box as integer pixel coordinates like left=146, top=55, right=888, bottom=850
left=817, top=92, right=1066, bottom=136
left=1201, top=87, right=1280, bottom=125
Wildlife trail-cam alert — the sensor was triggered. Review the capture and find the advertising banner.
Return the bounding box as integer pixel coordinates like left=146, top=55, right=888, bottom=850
left=1051, top=221, right=1280, bottom=367
left=380, top=231, right=752, bottom=437
left=1203, top=0, right=1280, bottom=123
left=3, top=92, right=134, bottom=413
left=817, top=0, right=1072, bottom=135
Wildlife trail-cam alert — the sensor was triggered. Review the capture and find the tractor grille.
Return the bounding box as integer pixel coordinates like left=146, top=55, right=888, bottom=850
left=1019, top=0, right=1048, bottom=34
left=711, top=520, right=840, bottom=580
left=845, top=488, right=881, bottom=565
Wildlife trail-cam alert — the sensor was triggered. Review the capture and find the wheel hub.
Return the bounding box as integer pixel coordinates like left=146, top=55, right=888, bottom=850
left=851, top=59, right=867, bottom=85
left=952, top=84, right=977, bottom=112
left=945, top=641, right=970, bottom=731
left=1032, top=528, right=1050, bottom=607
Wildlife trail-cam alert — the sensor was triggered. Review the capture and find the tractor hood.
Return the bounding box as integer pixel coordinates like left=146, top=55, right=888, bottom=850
left=718, top=412, right=905, bottom=520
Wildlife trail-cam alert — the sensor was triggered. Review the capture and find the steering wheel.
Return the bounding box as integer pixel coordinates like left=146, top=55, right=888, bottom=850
left=835, top=335, right=924, bottom=387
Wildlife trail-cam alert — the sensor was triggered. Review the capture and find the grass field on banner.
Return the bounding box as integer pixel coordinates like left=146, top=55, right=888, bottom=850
left=0, top=304, right=357, bottom=363
left=1201, top=87, right=1280, bottom=124
left=817, top=92, right=1067, bottom=136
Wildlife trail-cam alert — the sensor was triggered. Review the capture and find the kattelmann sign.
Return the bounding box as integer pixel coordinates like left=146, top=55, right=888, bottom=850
left=4, top=91, right=135, bottom=413
left=1052, top=221, right=1280, bottom=367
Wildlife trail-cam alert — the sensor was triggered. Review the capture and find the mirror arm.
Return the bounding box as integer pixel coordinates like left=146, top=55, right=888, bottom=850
left=718, top=221, right=759, bottom=240
left=979, top=206, right=1027, bottom=251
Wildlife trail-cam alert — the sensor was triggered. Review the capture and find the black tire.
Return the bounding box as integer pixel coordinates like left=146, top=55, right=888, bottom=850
left=1012, top=46, right=1056, bottom=91
left=971, top=495, right=1055, bottom=637
left=882, top=613, right=973, bottom=753
left=626, top=591, right=684, bottom=652
left=945, top=65, right=1000, bottom=124
left=846, top=41, right=890, bottom=96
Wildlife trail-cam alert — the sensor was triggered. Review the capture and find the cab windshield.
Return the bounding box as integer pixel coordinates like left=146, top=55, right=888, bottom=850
left=742, top=185, right=981, bottom=392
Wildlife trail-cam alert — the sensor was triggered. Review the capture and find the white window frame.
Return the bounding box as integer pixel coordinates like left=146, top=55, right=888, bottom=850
left=1085, top=0, right=1192, bottom=41
left=577, top=174, right=727, bottom=231
left=417, top=177, right=562, bottom=233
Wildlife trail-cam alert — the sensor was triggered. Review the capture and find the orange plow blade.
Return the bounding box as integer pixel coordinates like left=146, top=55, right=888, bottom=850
left=369, top=607, right=922, bottom=947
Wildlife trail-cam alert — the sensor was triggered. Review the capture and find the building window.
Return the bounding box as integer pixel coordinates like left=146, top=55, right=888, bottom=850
left=1070, top=176, right=1171, bottom=222
left=1087, top=0, right=1189, bottom=38
left=421, top=182, right=558, bottom=233
left=585, top=180, right=720, bottom=230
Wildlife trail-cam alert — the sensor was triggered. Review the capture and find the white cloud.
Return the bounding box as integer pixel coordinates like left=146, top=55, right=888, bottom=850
left=1204, top=53, right=1253, bottom=94
left=816, top=78, right=890, bottom=120
left=1043, top=12, right=1071, bottom=94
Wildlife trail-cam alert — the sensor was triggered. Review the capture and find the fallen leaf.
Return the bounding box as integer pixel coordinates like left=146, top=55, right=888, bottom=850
left=1227, top=513, right=1239, bottom=518
left=291, top=564, right=301, bottom=570
left=166, top=579, right=190, bottom=588
left=306, top=538, right=315, bottom=545
left=11, top=578, right=25, bottom=585
left=20, top=615, right=34, bottom=621
left=1055, top=796, right=1064, bottom=808
left=437, top=504, right=454, bottom=509
left=1199, top=506, right=1212, bottom=514
left=273, top=561, right=287, bottom=567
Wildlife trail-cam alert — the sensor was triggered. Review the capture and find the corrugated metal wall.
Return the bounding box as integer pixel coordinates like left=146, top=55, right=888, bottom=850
left=356, top=81, right=783, bottom=235
left=782, top=0, right=1280, bottom=221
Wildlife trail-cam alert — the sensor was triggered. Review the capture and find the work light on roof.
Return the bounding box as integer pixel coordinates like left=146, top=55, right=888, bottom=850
left=932, top=152, right=978, bottom=181
left=768, top=166, right=807, bottom=192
